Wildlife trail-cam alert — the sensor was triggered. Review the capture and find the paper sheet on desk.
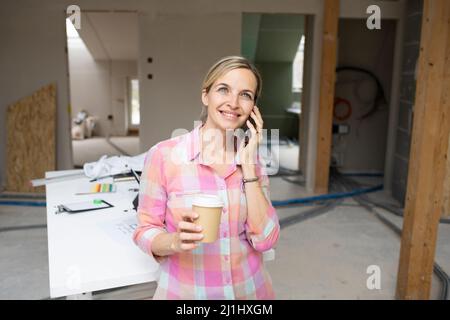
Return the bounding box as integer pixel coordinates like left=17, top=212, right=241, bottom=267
left=99, top=216, right=138, bottom=246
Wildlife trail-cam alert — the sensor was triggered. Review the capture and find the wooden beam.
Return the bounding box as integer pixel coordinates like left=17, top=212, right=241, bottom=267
left=314, top=0, right=339, bottom=194
left=396, top=0, right=450, bottom=299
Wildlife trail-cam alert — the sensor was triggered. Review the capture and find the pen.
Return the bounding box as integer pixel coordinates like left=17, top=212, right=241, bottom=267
left=89, top=176, right=110, bottom=183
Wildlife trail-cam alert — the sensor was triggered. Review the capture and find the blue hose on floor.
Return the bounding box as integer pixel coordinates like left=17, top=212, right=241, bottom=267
left=0, top=200, right=47, bottom=207
left=341, top=173, right=384, bottom=177
left=0, top=184, right=384, bottom=208
left=272, top=184, right=383, bottom=207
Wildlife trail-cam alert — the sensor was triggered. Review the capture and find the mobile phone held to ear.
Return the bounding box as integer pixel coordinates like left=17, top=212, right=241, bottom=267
left=243, top=106, right=256, bottom=131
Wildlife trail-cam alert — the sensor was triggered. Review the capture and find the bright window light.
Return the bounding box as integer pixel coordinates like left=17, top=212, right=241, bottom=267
left=292, top=35, right=305, bottom=93
left=66, top=19, right=80, bottom=38
left=130, top=79, right=140, bottom=126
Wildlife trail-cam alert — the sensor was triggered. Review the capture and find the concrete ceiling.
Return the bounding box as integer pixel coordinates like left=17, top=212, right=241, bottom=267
left=77, top=12, right=138, bottom=61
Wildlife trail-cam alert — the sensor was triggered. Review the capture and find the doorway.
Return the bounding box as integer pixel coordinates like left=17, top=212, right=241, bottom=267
left=65, top=11, right=140, bottom=167
left=332, top=18, right=396, bottom=177
left=241, top=13, right=306, bottom=177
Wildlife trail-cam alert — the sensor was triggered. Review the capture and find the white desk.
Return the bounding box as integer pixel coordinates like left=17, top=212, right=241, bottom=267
left=46, top=170, right=160, bottom=299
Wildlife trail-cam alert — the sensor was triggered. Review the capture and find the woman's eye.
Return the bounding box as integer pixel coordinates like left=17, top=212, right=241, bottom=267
left=218, top=87, right=228, bottom=93
left=241, top=92, right=252, bottom=99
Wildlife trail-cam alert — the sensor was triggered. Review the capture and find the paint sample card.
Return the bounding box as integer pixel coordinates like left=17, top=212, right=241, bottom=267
left=75, top=183, right=117, bottom=195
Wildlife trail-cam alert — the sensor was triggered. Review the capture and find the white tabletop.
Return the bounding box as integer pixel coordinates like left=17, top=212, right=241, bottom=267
left=46, top=170, right=160, bottom=298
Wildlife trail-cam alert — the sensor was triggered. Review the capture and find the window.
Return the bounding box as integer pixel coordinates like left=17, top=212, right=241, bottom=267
left=129, top=78, right=140, bottom=126
left=292, top=35, right=305, bottom=93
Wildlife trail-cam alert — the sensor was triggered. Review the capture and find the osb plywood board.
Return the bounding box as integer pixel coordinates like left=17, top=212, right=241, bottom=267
left=6, top=83, right=56, bottom=193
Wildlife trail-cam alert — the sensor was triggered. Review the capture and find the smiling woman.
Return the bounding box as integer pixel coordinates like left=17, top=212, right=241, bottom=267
left=133, top=56, right=279, bottom=300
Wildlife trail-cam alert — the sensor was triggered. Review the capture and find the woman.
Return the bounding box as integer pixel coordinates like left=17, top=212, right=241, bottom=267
left=133, top=56, right=280, bottom=300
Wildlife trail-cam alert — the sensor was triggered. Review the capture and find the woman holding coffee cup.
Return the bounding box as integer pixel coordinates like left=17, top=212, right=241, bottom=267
left=133, top=56, right=280, bottom=299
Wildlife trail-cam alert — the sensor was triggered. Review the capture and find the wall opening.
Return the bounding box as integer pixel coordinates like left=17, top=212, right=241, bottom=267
left=65, top=11, right=140, bottom=167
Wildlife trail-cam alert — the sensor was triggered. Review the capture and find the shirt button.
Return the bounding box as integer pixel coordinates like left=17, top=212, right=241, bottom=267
left=223, top=208, right=227, bottom=213
left=223, top=232, right=228, bottom=238
left=224, top=255, right=229, bottom=261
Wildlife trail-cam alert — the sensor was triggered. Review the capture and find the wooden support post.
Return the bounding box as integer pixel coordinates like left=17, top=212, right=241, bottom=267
left=396, top=0, right=450, bottom=300
left=314, top=0, right=339, bottom=194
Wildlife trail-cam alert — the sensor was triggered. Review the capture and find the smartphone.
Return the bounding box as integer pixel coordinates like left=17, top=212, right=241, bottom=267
left=243, top=106, right=259, bottom=145
left=241, top=105, right=256, bottom=134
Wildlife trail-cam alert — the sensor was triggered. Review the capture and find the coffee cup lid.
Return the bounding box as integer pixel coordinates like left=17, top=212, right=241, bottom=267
left=192, top=194, right=224, bottom=208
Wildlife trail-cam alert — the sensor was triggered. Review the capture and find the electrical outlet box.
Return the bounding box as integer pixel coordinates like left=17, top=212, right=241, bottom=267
left=332, top=123, right=350, bottom=135
left=338, top=124, right=350, bottom=134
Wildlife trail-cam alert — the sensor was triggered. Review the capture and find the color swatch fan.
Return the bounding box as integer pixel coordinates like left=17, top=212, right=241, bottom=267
left=76, top=183, right=117, bottom=195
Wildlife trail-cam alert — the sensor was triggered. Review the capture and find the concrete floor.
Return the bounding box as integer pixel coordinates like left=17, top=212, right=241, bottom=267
left=1, top=175, right=449, bottom=299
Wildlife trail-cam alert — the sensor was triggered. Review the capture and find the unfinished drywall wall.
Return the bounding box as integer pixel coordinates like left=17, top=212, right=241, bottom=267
left=138, top=12, right=242, bottom=151
left=0, top=1, right=73, bottom=190
left=67, top=33, right=137, bottom=137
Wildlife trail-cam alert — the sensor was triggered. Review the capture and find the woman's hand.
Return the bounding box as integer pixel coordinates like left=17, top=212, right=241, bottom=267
left=170, top=210, right=204, bottom=253
left=238, top=105, right=264, bottom=168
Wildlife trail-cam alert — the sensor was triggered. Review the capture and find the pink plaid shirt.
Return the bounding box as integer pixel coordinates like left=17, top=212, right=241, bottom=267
left=133, top=124, right=279, bottom=299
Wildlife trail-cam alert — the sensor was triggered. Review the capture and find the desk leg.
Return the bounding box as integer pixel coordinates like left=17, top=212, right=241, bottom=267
left=66, top=292, right=93, bottom=300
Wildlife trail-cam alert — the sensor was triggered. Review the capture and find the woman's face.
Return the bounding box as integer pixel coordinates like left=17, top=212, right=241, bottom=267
left=202, top=68, right=257, bottom=131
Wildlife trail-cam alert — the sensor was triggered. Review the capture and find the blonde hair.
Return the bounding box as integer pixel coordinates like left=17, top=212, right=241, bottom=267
left=200, top=56, right=262, bottom=123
